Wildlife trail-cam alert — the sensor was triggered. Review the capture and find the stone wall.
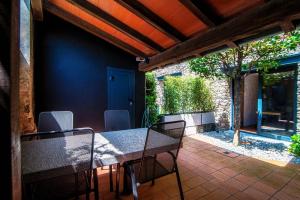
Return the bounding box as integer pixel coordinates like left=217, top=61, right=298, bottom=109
left=19, top=0, right=36, bottom=133
left=153, top=61, right=232, bottom=130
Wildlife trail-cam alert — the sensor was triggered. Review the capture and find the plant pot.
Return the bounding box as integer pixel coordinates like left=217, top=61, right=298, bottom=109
left=160, top=112, right=216, bottom=135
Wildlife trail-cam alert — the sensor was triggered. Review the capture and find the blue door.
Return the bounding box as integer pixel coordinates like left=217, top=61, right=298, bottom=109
left=107, top=67, right=135, bottom=127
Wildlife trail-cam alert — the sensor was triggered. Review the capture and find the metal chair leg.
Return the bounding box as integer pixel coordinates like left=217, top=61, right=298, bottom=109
left=123, top=164, right=129, bottom=194
left=86, top=183, right=90, bottom=200
left=75, top=173, right=79, bottom=200
left=109, top=165, right=114, bottom=192
left=151, top=155, right=157, bottom=186
left=174, top=161, right=184, bottom=200
left=129, top=165, right=138, bottom=200
left=115, top=163, right=120, bottom=198
left=93, top=168, right=99, bottom=200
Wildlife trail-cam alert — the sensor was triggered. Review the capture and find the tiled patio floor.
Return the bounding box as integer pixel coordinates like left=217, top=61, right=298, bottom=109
left=91, top=135, right=300, bottom=200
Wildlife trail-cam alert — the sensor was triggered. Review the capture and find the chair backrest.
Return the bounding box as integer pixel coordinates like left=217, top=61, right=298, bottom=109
left=38, top=111, right=73, bottom=132
left=138, top=120, right=186, bottom=181
left=104, top=110, right=131, bottom=131
left=21, top=128, right=95, bottom=175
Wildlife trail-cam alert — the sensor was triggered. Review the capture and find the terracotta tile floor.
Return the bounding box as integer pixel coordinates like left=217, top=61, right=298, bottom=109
left=88, top=136, right=300, bottom=200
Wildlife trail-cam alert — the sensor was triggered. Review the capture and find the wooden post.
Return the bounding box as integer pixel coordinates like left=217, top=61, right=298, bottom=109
left=31, top=0, right=43, bottom=21
left=10, top=0, right=21, bottom=199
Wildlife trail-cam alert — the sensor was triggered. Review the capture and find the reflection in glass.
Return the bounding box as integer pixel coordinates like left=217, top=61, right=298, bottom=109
left=261, top=70, right=294, bottom=136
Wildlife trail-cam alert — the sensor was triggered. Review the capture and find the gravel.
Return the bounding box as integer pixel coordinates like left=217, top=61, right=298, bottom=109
left=195, top=130, right=300, bottom=165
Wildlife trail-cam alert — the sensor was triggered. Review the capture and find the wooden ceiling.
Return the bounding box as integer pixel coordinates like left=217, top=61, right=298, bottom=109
left=40, top=0, right=300, bottom=71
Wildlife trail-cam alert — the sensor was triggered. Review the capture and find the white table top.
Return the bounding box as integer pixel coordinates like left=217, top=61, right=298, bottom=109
left=22, top=128, right=179, bottom=183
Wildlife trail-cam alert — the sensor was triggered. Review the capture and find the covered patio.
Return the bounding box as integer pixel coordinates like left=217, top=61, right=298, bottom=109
left=96, top=136, right=300, bottom=200
left=1, top=0, right=300, bottom=199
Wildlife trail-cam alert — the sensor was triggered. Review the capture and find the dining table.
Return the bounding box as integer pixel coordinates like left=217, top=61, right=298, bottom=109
left=21, top=127, right=180, bottom=199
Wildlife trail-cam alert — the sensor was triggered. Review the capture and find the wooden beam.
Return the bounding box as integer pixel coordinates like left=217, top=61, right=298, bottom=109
left=44, top=2, right=147, bottom=57
left=68, top=0, right=164, bottom=52
left=139, top=0, right=300, bottom=71
left=10, top=0, right=22, bottom=199
left=226, top=41, right=238, bottom=48
left=115, top=0, right=187, bottom=42
left=280, top=20, right=296, bottom=33
left=179, top=0, right=220, bottom=27
left=31, top=0, right=43, bottom=21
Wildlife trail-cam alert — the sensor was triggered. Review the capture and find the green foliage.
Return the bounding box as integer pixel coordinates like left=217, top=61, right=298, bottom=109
left=190, top=78, right=215, bottom=112
left=145, top=72, right=159, bottom=124
left=189, top=31, right=300, bottom=79
left=163, top=76, right=183, bottom=114
left=188, top=30, right=300, bottom=145
left=189, top=54, right=225, bottom=78
left=263, top=71, right=294, bottom=87
left=289, top=134, right=300, bottom=157
left=163, top=76, right=214, bottom=114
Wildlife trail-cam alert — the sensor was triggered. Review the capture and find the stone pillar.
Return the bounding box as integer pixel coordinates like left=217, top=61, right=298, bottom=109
left=296, top=64, right=300, bottom=133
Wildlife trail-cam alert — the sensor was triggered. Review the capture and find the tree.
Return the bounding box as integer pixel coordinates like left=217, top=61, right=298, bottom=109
left=189, top=31, right=300, bottom=146
left=145, top=72, right=159, bottom=125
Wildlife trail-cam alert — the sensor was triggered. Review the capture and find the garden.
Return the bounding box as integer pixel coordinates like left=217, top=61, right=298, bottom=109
left=145, top=30, right=300, bottom=164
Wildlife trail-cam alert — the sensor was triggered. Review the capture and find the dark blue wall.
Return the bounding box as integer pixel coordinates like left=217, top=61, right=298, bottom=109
left=35, top=12, right=145, bottom=131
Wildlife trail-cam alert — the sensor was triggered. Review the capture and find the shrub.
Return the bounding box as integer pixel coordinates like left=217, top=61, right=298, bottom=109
left=163, top=76, right=215, bottom=114
left=289, top=134, right=300, bottom=157
left=190, top=77, right=215, bottom=112
left=163, top=76, right=183, bottom=114
left=145, top=72, right=159, bottom=124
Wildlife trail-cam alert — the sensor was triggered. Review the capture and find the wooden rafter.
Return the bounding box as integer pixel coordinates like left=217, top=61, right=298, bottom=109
left=226, top=41, right=239, bottom=48
left=44, top=2, right=147, bottom=57
left=115, top=0, right=187, bottom=42
left=280, top=20, right=296, bottom=33
left=68, top=0, right=164, bottom=52
left=31, top=0, right=43, bottom=21
left=139, top=0, right=300, bottom=71
left=179, top=0, right=221, bottom=27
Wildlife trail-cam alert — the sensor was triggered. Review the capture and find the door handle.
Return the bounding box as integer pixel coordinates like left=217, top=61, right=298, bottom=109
left=128, top=98, right=133, bottom=106
left=109, top=75, right=115, bottom=81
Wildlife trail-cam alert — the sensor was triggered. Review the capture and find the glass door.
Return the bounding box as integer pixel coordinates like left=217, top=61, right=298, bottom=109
left=261, top=70, right=295, bottom=136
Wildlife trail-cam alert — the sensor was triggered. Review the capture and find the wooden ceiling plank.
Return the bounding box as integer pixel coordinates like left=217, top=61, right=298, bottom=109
left=44, top=2, right=147, bottom=57
left=139, top=0, right=300, bottom=71
left=31, top=0, right=43, bottom=21
left=179, top=0, right=220, bottom=27
left=68, top=0, right=164, bottom=52
left=115, top=0, right=187, bottom=42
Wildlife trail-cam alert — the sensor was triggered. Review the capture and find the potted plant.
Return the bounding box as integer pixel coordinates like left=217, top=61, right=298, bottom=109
left=161, top=76, right=215, bottom=134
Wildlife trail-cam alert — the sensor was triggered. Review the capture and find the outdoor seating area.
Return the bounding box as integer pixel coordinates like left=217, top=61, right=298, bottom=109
left=21, top=112, right=300, bottom=200
left=21, top=111, right=187, bottom=200
left=20, top=110, right=300, bottom=200
left=1, top=0, right=300, bottom=200
left=89, top=136, right=300, bottom=200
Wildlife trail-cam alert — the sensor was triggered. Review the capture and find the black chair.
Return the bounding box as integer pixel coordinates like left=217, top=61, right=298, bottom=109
left=123, top=120, right=186, bottom=200
left=21, top=128, right=99, bottom=200
left=104, top=110, right=131, bottom=196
